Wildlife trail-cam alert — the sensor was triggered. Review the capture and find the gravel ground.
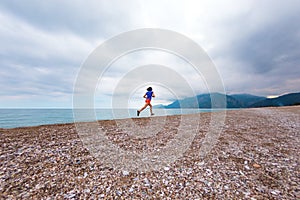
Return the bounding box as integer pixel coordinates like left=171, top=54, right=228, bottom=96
left=0, top=106, right=299, bottom=199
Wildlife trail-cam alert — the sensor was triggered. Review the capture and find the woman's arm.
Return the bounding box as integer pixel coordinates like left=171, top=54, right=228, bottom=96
left=143, top=94, right=147, bottom=98
left=152, top=92, right=155, bottom=98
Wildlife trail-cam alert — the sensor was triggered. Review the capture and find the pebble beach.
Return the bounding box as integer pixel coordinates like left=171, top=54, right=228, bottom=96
left=0, top=106, right=299, bottom=199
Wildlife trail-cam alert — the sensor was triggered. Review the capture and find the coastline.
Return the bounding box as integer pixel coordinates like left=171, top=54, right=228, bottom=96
left=0, top=108, right=235, bottom=129
left=0, top=106, right=299, bottom=199
left=0, top=108, right=213, bottom=129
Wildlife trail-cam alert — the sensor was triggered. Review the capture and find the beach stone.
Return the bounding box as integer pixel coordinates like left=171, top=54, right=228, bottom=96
left=253, top=163, right=261, bottom=168
left=122, top=170, right=129, bottom=176
left=164, top=167, right=170, bottom=171
left=0, top=106, right=299, bottom=199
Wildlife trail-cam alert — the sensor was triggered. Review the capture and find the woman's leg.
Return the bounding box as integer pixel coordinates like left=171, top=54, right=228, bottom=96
left=149, top=103, right=154, bottom=115
left=139, top=103, right=149, bottom=112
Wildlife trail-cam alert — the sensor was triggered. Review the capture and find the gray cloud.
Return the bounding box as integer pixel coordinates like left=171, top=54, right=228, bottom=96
left=0, top=0, right=139, bottom=38
left=205, top=0, right=300, bottom=96
left=0, top=0, right=299, bottom=107
left=232, top=14, right=300, bottom=74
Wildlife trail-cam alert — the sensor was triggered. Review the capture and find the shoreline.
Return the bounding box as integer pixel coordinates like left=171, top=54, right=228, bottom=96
left=0, top=107, right=237, bottom=130
left=0, top=106, right=299, bottom=199
left=0, top=106, right=294, bottom=130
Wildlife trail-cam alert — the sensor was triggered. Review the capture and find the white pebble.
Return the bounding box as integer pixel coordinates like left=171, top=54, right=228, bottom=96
left=122, top=170, right=129, bottom=176
left=164, top=167, right=170, bottom=171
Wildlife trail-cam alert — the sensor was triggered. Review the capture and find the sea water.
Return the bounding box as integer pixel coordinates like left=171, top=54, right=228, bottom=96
left=0, top=108, right=215, bottom=129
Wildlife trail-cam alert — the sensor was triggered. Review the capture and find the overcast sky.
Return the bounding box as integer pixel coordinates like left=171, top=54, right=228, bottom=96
left=0, top=0, right=299, bottom=108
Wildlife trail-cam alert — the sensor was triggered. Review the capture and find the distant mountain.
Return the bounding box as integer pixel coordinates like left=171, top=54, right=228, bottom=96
left=165, top=93, right=243, bottom=108
left=231, top=94, right=267, bottom=108
left=162, top=92, right=300, bottom=109
left=250, top=92, right=300, bottom=107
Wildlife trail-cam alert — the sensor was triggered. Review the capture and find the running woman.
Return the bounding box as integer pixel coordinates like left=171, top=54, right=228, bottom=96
left=137, top=87, right=155, bottom=116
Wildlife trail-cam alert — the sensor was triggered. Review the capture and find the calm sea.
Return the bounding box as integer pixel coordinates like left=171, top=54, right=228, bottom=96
left=0, top=108, right=214, bottom=129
